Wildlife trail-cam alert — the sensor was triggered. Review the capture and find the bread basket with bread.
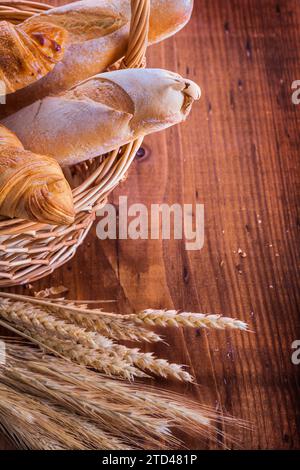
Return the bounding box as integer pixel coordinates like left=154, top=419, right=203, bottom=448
left=0, top=0, right=200, bottom=286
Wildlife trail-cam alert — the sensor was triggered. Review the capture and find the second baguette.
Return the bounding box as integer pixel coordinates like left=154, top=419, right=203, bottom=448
left=2, top=69, right=201, bottom=167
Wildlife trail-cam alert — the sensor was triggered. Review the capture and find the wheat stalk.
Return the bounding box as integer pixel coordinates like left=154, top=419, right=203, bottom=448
left=1, top=367, right=173, bottom=449
left=0, top=383, right=128, bottom=450
left=125, top=309, right=249, bottom=330
left=1, top=341, right=242, bottom=449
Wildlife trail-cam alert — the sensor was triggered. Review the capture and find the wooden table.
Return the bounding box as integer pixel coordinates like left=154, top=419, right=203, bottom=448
left=1, top=0, right=299, bottom=450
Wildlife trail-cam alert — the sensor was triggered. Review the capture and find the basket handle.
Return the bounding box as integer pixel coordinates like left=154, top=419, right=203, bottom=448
left=121, top=0, right=150, bottom=69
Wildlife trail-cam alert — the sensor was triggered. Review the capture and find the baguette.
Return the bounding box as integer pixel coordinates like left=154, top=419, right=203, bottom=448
left=0, top=20, right=67, bottom=94
left=0, top=125, right=74, bottom=225
left=2, top=68, right=201, bottom=167
left=1, top=0, right=193, bottom=116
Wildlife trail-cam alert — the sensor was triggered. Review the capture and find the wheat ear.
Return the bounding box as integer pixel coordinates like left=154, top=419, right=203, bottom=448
left=0, top=302, right=190, bottom=381
left=51, top=306, right=162, bottom=343
left=0, top=293, right=162, bottom=343
left=33, top=335, right=147, bottom=380
left=32, top=326, right=192, bottom=382
left=0, top=292, right=248, bottom=333
left=42, top=334, right=188, bottom=382
left=0, top=298, right=113, bottom=349
left=110, top=345, right=194, bottom=382
left=125, top=309, right=248, bottom=330
left=1, top=318, right=143, bottom=381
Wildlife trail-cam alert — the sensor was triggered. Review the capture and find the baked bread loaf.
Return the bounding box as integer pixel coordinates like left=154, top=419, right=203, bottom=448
left=2, top=68, right=201, bottom=167
left=0, top=20, right=67, bottom=94
left=0, top=125, right=74, bottom=225
left=1, top=0, right=193, bottom=115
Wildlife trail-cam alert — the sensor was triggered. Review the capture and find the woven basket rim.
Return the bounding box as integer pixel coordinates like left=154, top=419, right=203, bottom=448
left=0, top=0, right=150, bottom=286
left=0, top=0, right=150, bottom=236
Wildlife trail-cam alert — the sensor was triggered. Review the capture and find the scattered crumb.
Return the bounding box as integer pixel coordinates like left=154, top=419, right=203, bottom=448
left=226, top=351, right=233, bottom=360
left=269, top=285, right=274, bottom=289
left=275, top=253, right=279, bottom=257
left=219, top=260, right=225, bottom=267
left=238, top=248, right=247, bottom=258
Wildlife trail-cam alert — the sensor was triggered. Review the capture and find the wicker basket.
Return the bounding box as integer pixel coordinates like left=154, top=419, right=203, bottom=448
left=0, top=0, right=149, bottom=286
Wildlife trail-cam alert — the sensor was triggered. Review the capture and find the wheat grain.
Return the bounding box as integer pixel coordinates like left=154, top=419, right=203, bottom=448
left=125, top=309, right=248, bottom=330
left=34, top=286, right=68, bottom=298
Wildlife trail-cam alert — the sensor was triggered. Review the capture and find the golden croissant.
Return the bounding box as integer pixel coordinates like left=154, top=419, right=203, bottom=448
left=0, top=125, right=74, bottom=225
left=0, top=20, right=67, bottom=94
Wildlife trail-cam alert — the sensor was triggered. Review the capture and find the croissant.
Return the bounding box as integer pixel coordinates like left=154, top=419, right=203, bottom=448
left=0, top=125, right=74, bottom=225
left=0, top=20, right=67, bottom=94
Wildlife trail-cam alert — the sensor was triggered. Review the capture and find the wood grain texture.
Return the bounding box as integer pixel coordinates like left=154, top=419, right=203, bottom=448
left=0, top=0, right=299, bottom=450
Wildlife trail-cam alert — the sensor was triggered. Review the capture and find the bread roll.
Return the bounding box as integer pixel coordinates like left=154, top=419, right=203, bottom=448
left=0, top=125, right=74, bottom=225
left=2, top=69, right=201, bottom=167
left=1, top=0, right=193, bottom=116
left=0, top=20, right=67, bottom=94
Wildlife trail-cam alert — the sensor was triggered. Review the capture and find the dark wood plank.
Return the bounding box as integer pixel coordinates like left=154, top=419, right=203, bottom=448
left=0, top=0, right=299, bottom=450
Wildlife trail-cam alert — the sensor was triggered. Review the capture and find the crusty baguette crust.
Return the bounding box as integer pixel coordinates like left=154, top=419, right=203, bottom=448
left=2, top=69, right=200, bottom=167
left=1, top=0, right=193, bottom=117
